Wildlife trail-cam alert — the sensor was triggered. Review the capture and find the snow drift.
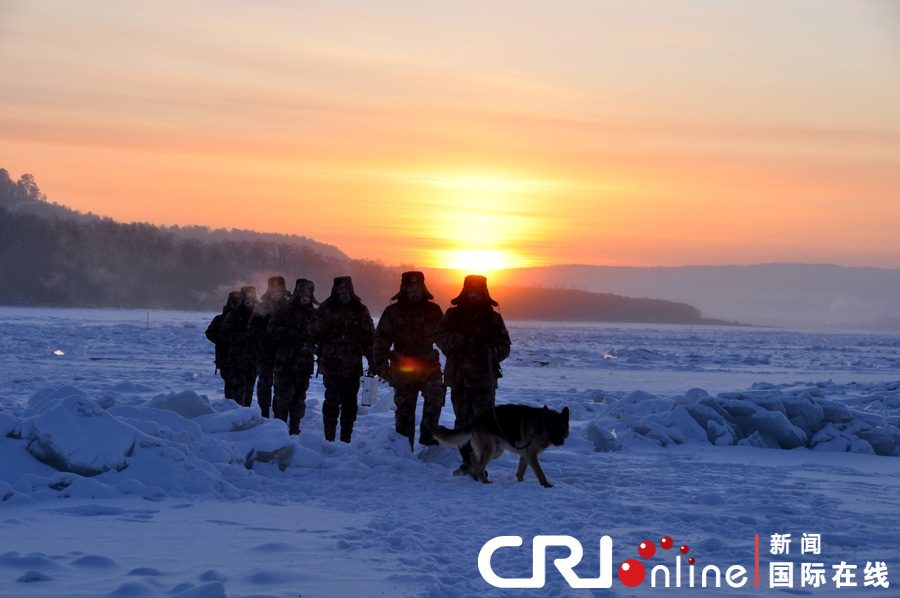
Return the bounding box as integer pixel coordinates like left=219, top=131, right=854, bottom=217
left=1, top=309, right=899, bottom=598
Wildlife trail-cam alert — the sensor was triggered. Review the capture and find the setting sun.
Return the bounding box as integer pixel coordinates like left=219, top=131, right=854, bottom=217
left=446, top=249, right=512, bottom=273
left=406, top=171, right=561, bottom=271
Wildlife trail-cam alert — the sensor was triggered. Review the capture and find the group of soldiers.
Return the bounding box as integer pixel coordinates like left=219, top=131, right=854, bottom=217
left=206, top=271, right=511, bottom=475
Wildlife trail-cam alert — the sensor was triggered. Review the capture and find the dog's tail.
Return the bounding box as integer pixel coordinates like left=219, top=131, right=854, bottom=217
left=431, top=424, right=472, bottom=448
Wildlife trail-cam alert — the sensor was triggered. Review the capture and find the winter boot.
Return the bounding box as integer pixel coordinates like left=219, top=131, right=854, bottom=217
left=453, top=444, right=473, bottom=476
left=340, top=429, right=352, bottom=444
left=453, top=463, right=472, bottom=477
left=322, top=399, right=340, bottom=442
left=418, top=426, right=438, bottom=446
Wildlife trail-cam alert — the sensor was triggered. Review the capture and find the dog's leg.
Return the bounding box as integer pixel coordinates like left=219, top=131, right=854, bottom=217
left=515, top=455, right=528, bottom=482
left=472, top=436, right=494, bottom=484
left=525, top=452, right=553, bottom=488
left=476, top=452, right=493, bottom=484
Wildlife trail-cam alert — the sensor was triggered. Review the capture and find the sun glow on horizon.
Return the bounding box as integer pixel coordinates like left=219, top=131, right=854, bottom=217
left=436, top=245, right=548, bottom=272
left=408, top=170, right=561, bottom=272
left=446, top=249, right=512, bottom=273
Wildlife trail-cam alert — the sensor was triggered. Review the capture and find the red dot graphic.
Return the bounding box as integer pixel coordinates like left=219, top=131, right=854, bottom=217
left=638, top=541, right=656, bottom=559
left=660, top=536, right=673, bottom=550
left=618, top=559, right=646, bottom=587
left=689, top=557, right=696, bottom=565
left=680, top=545, right=690, bottom=554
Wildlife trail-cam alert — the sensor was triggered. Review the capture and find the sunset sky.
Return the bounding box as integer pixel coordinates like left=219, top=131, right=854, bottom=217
left=2, top=1, right=899, bottom=271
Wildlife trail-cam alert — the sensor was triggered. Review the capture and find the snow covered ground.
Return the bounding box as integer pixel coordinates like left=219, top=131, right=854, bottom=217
left=1, top=307, right=898, bottom=597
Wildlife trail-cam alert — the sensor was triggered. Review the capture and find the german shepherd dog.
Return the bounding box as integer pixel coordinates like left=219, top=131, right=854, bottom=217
left=433, top=404, right=570, bottom=488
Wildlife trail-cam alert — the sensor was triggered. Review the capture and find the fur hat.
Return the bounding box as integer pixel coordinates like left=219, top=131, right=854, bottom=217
left=260, top=276, right=288, bottom=302
left=240, top=286, right=258, bottom=304
left=390, top=270, right=434, bottom=302
left=267, top=276, right=286, bottom=292
left=292, top=278, right=319, bottom=305
left=450, top=274, right=498, bottom=307
left=331, top=276, right=361, bottom=301
left=224, top=290, right=242, bottom=311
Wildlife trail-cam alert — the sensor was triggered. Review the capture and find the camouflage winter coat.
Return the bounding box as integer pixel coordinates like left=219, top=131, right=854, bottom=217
left=374, top=299, right=444, bottom=382
left=248, top=297, right=284, bottom=363
left=308, top=297, right=375, bottom=378
left=267, top=300, right=317, bottom=377
left=205, top=312, right=229, bottom=371
left=435, top=302, right=510, bottom=389
left=220, top=305, right=257, bottom=367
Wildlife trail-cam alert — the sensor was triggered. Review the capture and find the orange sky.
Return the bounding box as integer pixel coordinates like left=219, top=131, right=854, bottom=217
left=2, top=1, right=899, bottom=271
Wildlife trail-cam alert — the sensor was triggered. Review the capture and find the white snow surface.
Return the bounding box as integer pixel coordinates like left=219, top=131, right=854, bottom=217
left=1, top=307, right=899, bottom=597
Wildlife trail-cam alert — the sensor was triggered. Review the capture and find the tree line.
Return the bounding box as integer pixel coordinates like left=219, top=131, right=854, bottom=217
left=0, top=204, right=403, bottom=310
left=0, top=168, right=724, bottom=323
left=0, top=169, right=400, bottom=310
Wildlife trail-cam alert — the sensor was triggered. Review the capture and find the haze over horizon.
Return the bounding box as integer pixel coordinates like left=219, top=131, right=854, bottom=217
left=4, top=166, right=900, bottom=330
left=2, top=1, right=899, bottom=272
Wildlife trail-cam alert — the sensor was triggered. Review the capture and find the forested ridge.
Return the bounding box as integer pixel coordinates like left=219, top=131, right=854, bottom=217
left=0, top=169, right=726, bottom=324
left=0, top=169, right=399, bottom=310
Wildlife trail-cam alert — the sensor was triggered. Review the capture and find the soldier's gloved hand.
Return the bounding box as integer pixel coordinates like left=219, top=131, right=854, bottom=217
left=448, top=332, right=466, bottom=350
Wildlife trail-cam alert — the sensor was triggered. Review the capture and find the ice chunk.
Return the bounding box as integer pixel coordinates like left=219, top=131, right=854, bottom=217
left=738, top=431, right=776, bottom=449
left=633, top=421, right=679, bottom=446
left=0, top=412, right=17, bottom=437
left=25, top=386, right=90, bottom=416
left=585, top=420, right=624, bottom=452
left=683, top=403, right=738, bottom=445
left=718, top=398, right=807, bottom=449
left=108, top=405, right=203, bottom=442
left=818, top=399, right=853, bottom=423
left=855, top=424, right=900, bottom=457
left=661, top=406, right=709, bottom=443
left=25, top=396, right=138, bottom=476
left=781, top=393, right=825, bottom=435
left=147, top=391, right=215, bottom=418
left=747, top=410, right=807, bottom=449
left=193, top=408, right=262, bottom=433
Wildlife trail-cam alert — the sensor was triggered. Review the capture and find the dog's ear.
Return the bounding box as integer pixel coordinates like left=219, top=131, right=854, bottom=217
left=562, top=406, right=569, bottom=421
left=543, top=405, right=550, bottom=414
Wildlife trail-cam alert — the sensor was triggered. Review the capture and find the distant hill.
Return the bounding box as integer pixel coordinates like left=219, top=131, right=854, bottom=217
left=425, top=283, right=736, bottom=325
left=0, top=168, right=388, bottom=310
left=161, top=225, right=349, bottom=262
left=0, top=169, right=349, bottom=262
left=0, top=201, right=725, bottom=325
left=0, top=168, right=749, bottom=325
left=483, top=263, right=900, bottom=330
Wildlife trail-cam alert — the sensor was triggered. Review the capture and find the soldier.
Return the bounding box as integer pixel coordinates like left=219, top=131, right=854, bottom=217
left=221, top=286, right=259, bottom=408
left=309, top=276, right=375, bottom=443
left=249, top=276, right=289, bottom=418
left=374, top=271, right=444, bottom=450
left=435, top=275, right=511, bottom=477
left=205, top=290, right=241, bottom=399
left=268, top=278, right=319, bottom=435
